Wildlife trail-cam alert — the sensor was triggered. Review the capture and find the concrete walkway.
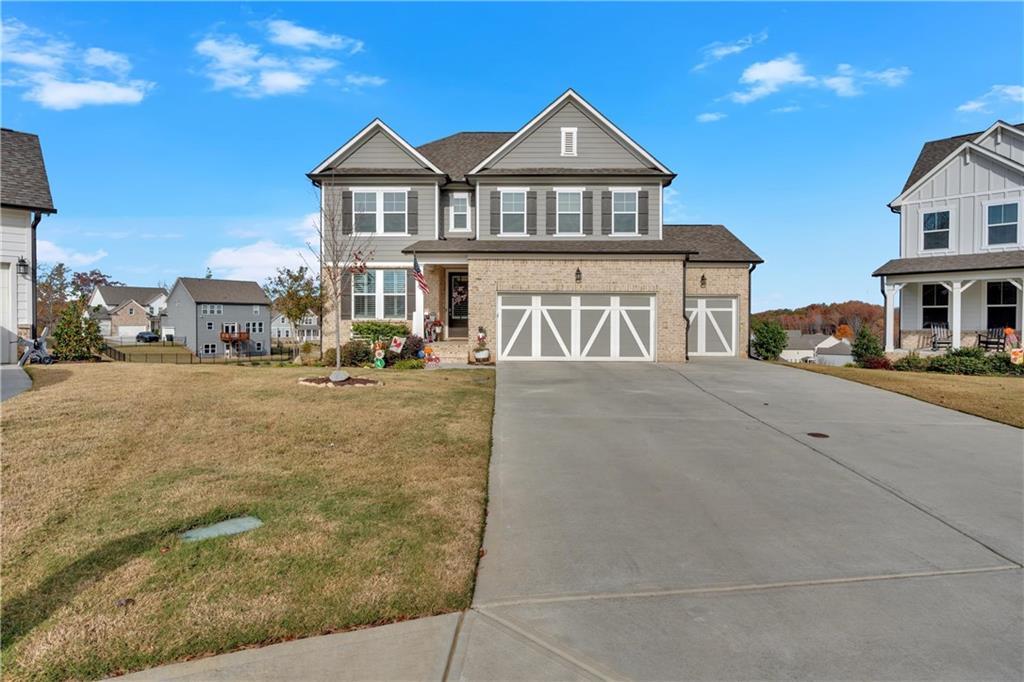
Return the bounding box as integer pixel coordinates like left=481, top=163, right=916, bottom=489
left=122, top=361, right=1023, bottom=681
left=1, top=365, right=31, bottom=402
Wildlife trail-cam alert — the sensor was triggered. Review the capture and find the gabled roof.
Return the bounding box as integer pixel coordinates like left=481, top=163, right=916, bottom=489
left=467, top=89, right=673, bottom=176
left=817, top=342, right=853, bottom=356
left=786, top=333, right=831, bottom=351
left=96, top=285, right=166, bottom=307
left=309, top=119, right=445, bottom=177
left=417, top=132, right=514, bottom=182
left=1, top=128, right=56, bottom=213
left=895, top=121, right=1024, bottom=200
left=173, top=277, right=271, bottom=305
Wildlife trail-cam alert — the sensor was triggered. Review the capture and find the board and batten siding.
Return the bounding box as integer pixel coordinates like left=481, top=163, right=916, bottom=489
left=488, top=101, right=649, bottom=170
left=0, top=208, right=33, bottom=328
left=327, top=131, right=428, bottom=171
left=321, top=181, right=438, bottom=262
left=476, top=181, right=662, bottom=240
left=899, top=281, right=1020, bottom=331
left=900, top=151, right=1024, bottom=259
left=976, top=129, right=1024, bottom=164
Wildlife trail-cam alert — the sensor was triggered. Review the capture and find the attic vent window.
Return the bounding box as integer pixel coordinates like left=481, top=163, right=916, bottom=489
left=561, top=127, right=577, bottom=157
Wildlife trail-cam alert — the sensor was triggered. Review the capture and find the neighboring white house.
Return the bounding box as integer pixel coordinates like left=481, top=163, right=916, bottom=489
left=875, top=121, right=1023, bottom=351
left=816, top=339, right=855, bottom=366
left=271, top=308, right=320, bottom=342
left=86, top=285, right=168, bottom=338
left=1, top=128, right=56, bottom=364
left=780, top=331, right=844, bottom=363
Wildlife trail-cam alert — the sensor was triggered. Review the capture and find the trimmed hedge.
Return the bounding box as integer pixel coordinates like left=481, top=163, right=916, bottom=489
left=351, top=321, right=410, bottom=343
left=866, top=346, right=1023, bottom=376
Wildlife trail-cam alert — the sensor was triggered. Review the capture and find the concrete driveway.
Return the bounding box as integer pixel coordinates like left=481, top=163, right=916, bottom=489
left=450, top=361, right=1023, bottom=680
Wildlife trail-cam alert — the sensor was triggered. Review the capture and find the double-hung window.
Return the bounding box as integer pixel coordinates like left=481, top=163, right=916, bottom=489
left=353, top=189, right=408, bottom=234
left=986, top=202, right=1019, bottom=246
left=556, top=190, right=583, bottom=235
left=500, top=191, right=527, bottom=234
left=922, top=210, right=950, bottom=251
left=245, top=321, right=264, bottom=334
left=921, top=284, right=949, bottom=327
left=450, top=193, right=470, bottom=232
left=353, top=271, right=377, bottom=318
left=202, top=343, right=217, bottom=355
left=612, top=190, right=638, bottom=234
left=200, top=304, right=223, bottom=316
left=352, top=270, right=407, bottom=319
left=987, top=282, right=1018, bottom=329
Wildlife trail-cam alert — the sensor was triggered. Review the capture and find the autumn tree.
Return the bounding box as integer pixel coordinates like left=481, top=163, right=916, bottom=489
left=36, top=262, right=72, bottom=332
left=835, top=324, right=854, bottom=340
left=70, top=269, right=123, bottom=300
left=264, top=266, right=320, bottom=329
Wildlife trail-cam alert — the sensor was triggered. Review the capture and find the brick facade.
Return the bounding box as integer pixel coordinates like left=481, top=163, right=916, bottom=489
left=109, top=300, right=151, bottom=336
left=685, top=264, right=752, bottom=357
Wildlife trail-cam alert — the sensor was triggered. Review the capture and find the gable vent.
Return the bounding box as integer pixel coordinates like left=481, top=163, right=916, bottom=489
left=561, top=127, right=577, bottom=157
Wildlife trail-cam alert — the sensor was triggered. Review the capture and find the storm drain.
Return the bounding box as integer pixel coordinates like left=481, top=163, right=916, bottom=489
left=180, top=516, right=263, bottom=542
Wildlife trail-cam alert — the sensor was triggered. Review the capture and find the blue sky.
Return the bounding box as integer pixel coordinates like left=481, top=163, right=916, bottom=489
left=3, top=2, right=1022, bottom=311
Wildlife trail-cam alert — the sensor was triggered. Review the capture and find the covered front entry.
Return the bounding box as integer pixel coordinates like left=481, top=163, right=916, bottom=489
left=447, top=272, right=469, bottom=338
left=497, top=293, right=655, bottom=361
left=686, top=297, right=737, bottom=356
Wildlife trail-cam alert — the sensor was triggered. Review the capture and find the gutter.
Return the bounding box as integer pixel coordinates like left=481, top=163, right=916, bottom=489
left=747, top=262, right=757, bottom=358
left=30, top=211, right=42, bottom=339
left=682, top=254, right=689, bottom=362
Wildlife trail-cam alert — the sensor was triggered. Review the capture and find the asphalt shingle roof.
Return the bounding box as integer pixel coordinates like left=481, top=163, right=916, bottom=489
left=901, top=123, right=1024, bottom=193
left=97, top=285, right=166, bottom=307
left=873, top=252, right=1024, bottom=277
left=786, top=334, right=831, bottom=351
left=176, top=278, right=271, bottom=305
left=416, top=132, right=514, bottom=182
left=817, top=342, right=853, bottom=356
left=1, top=128, right=55, bottom=212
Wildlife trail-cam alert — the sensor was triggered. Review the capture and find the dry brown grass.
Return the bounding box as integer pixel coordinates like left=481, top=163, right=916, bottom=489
left=789, top=364, right=1023, bottom=428
left=1, top=363, right=494, bottom=680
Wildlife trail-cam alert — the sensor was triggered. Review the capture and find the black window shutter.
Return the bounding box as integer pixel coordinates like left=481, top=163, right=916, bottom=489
left=406, top=270, right=416, bottom=319
left=638, top=190, right=649, bottom=235
left=489, top=191, right=500, bottom=235
left=545, top=191, right=556, bottom=235
left=583, top=191, right=594, bottom=235
left=407, top=190, right=418, bottom=235
left=342, top=190, right=353, bottom=236
left=600, top=191, right=611, bottom=235
left=527, top=191, right=537, bottom=235
left=340, top=273, right=352, bottom=321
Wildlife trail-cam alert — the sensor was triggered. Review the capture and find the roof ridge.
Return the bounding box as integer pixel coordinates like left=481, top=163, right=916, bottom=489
left=417, top=130, right=514, bottom=147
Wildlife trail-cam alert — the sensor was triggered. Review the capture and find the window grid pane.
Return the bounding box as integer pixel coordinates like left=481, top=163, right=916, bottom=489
left=558, top=192, right=581, bottom=212
left=384, top=295, right=405, bottom=318
left=383, top=192, right=405, bottom=212
left=383, top=270, right=406, bottom=294
left=453, top=213, right=468, bottom=229
left=613, top=213, right=636, bottom=233
left=558, top=213, right=581, bottom=233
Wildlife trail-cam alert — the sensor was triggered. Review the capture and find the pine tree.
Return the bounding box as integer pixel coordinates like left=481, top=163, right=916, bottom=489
left=851, top=324, right=884, bottom=365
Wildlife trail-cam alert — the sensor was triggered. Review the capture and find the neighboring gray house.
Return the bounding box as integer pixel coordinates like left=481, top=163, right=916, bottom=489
left=875, top=121, right=1023, bottom=350
left=164, top=277, right=272, bottom=357
left=779, top=331, right=843, bottom=363
left=815, top=340, right=855, bottom=367
left=308, top=89, right=762, bottom=362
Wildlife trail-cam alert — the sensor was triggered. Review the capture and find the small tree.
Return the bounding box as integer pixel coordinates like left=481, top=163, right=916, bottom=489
left=51, top=299, right=103, bottom=360
left=834, top=323, right=854, bottom=340
left=264, top=266, right=319, bottom=332
left=36, top=262, right=72, bottom=332
left=751, top=319, right=787, bottom=360
left=70, top=269, right=123, bottom=300
left=851, top=324, right=884, bottom=365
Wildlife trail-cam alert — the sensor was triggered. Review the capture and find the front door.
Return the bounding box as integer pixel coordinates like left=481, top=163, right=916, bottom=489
left=448, top=272, right=469, bottom=337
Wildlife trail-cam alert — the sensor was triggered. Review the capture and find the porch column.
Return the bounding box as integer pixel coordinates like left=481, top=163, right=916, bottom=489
left=413, top=284, right=424, bottom=336
left=950, top=281, right=963, bottom=349
left=883, top=282, right=903, bottom=352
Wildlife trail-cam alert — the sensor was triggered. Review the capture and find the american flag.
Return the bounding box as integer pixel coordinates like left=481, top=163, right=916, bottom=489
left=412, top=255, right=430, bottom=294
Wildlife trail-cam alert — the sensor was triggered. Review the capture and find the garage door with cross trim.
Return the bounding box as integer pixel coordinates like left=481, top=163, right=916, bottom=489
left=498, top=294, right=656, bottom=361
left=686, top=297, right=737, bottom=356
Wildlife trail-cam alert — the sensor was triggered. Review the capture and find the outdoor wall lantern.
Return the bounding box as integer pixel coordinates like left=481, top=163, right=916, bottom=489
left=16, top=257, right=29, bottom=276
left=575, top=268, right=582, bottom=284
left=700, top=274, right=707, bottom=288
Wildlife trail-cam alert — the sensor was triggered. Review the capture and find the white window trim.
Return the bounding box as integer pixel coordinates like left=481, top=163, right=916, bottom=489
left=449, top=192, right=471, bottom=233
left=610, top=187, right=639, bottom=236
left=206, top=321, right=214, bottom=331
left=128, top=307, right=135, bottom=316
left=981, top=198, right=1022, bottom=250
left=556, top=188, right=584, bottom=235
left=918, top=207, right=955, bottom=255
left=499, top=188, right=529, bottom=236
left=351, top=187, right=411, bottom=236
left=351, top=269, right=407, bottom=320
left=252, top=305, right=261, bottom=315
left=560, top=127, right=578, bottom=157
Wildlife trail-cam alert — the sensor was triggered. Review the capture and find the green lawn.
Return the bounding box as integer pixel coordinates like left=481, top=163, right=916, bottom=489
left=2, top=363, right=495, bottom=680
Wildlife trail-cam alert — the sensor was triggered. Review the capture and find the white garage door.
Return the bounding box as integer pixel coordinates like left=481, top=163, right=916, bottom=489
left=686, top=297, right=737, bottom=356
left=498, top=293, right=655, bottom=361
left=118, top=325, right=148, bottom=337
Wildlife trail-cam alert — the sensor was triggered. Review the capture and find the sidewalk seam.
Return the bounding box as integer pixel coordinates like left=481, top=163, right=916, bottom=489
left=440, top=610, right=466, bottom=682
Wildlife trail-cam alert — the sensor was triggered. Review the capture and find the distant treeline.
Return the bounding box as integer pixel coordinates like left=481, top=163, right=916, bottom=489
left=753, top=300, right=891, bottom=335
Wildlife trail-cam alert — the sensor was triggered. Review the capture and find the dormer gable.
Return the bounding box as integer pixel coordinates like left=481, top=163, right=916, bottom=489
left=309, top=119, right=444, bottom=176
left=469, top=89, right=672, bottom=176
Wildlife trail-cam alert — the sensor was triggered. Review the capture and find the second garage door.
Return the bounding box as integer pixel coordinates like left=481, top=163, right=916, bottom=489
left=498, top=293, right=655, bottom=361
left=686, top=297, right=737, bottom=356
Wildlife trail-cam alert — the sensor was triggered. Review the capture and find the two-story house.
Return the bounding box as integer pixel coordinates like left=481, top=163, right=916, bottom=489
left=308, top=89, right=762, bottom=362
left=271, top=307, right=321, bottom=342
left=164, top=277, right=272, bottom=357
left=874, top=121, right=1024, bottom=351
left=86, top=285, right=168, bottom=338
left=1, top=128, right=56, bottom=364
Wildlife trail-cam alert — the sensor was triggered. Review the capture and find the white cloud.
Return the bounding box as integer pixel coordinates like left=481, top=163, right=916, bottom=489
left=195, top=21, right=375, bottom=98
left=771, top=105, right=801, bottom=113
left=206, top=240, right=306, bottom=281
left=265, top=19, right=363, bottom=53
left=822, top=74, right=859, bottom=97
left=37, top=239, right=108, bottom=267
left=956, top=84, right=1024, bottom=114
left=2, top=18, right=153, bottom=110
left=662, top=187, right=696, bottom=223
left=345, top=73, right=387, bottom=87
left=693, top=31, right=767, bottom=72
left=696, top=112, right=726, bottom=123
left=822, top=64, right=910, bottom=97
left=729, top=53, right=814, bottom=103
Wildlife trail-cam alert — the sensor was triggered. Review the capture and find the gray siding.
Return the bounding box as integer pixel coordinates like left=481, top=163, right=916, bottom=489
left=322, top=181, right=438, bottom=262
left=899, top=148, right=1023, bottom=259
left=476, top=181, right=662, bottom=240
left=329, top=131, right=426, bottom=170
left=194, top=303, right=273, bottom=355
left=439, top=189, right=475, bottom=238
left=489, top=101, right=649, bottom=170
left=164, top=284, right=198, bottom=351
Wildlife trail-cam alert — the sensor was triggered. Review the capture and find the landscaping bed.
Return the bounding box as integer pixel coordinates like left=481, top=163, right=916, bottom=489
left=1, top=363, right=495, bottom=680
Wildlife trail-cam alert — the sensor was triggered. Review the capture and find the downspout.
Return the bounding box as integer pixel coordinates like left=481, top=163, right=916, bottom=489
left=682, top=254, right=689, bottom=362
left=30, top=211, right=42, bottom=339
left=747, top=262, right=757, bottom=358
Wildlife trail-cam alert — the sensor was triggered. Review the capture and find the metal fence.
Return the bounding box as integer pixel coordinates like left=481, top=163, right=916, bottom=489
left=104, top=337, right=189, bottom=347
left=103, top=345, right=297, bottom=364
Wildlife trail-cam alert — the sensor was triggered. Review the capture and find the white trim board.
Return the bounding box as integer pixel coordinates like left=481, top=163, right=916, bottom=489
left=890, top=140, right=1024, bottom=208
left=310, top=119, right=444, bottom=176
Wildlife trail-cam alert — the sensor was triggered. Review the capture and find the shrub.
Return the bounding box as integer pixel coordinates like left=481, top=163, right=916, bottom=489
left=851, top=324, right=884, bottom=366
left=987, top=352, right=1024, bottom=376
left=300, top=341, right=314, bottom=355
left=860, top=356, right=893, bottom=370
left=751, top=320, right=787, bottom=360
left=892, top=352, right=928, bottom=372
left=400, top=335, right=424, bottom=360
left=391, top=358, right=425, bottom=370
left=51, top=299, right=102, bottom=361
left=339, top=340, right=373, bottom=366
left=351, top=321, right=410, bottom=343
left=927, top=346, right=992, bottom=375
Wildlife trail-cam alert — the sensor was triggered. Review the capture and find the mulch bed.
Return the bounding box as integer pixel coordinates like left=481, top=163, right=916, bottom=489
left=299, top=376, right=381, bottom=388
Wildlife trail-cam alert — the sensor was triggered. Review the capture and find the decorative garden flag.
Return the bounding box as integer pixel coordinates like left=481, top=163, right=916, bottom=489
left=389, top=336, right=405, bottom=354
